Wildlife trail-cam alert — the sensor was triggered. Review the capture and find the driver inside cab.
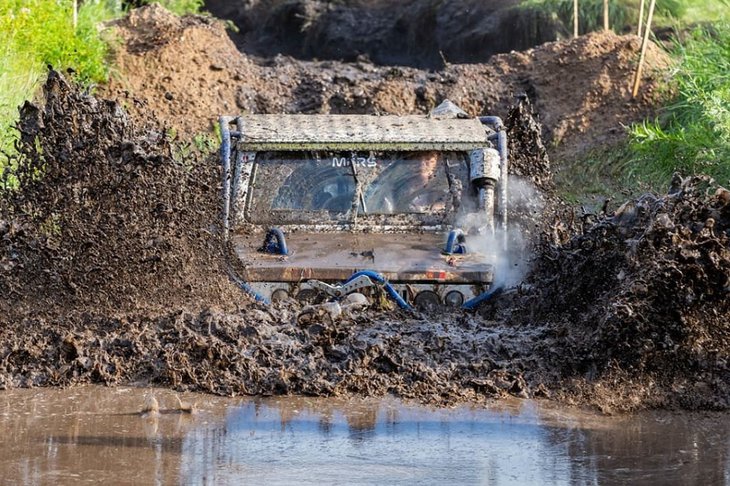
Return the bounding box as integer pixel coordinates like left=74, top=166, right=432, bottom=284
left=366, top=151, right=449, bottom=213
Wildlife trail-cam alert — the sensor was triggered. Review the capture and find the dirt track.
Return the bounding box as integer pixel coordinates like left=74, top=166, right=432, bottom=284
left=1, top=7, right=728, bottom=413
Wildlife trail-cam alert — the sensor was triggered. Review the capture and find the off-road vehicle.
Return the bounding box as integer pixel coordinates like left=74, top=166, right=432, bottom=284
left=219, top=101, right=508, bottom=310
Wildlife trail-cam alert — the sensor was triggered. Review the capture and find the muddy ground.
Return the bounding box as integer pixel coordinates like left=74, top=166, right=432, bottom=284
left=204, top=0, right=564, bottom=68
left=1, top=7, right=728, bottom=413
left=103, top=5, right=670, bottom=162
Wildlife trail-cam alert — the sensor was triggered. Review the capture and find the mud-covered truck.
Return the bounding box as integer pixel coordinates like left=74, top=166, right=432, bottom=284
left=219, top=101, right=508, bottom=311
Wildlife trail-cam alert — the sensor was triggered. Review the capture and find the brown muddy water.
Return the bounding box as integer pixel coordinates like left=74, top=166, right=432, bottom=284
left=0, top=387, right=728, bottom=485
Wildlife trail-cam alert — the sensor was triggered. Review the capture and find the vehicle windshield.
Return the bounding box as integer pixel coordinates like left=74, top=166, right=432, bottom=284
left=246, top=151, right=470, bottom=225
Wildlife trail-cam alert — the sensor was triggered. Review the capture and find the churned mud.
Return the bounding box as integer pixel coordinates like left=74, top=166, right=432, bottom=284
left=0, top=7, right=727, bottom=413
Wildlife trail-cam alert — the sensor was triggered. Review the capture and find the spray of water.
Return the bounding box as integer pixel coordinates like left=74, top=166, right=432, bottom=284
left=458, top=176, right=545, bottom=289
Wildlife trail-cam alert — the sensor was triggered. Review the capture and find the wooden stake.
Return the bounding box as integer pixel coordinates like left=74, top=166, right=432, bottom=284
left=632, top=0, right=656, bottom=98
left=603, top=0, right=610, bottom=31
left=637, top=0, right=645, bottom=37
left=573, top=0, right=579, bottom=37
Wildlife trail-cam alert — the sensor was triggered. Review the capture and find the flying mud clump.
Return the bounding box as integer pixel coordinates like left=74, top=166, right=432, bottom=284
left=493, top=176, right=730, bottom=411
left=0, top=70, right=240, bottom=318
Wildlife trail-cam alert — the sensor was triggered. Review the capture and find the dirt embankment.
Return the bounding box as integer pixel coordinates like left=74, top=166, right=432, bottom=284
left=205, top=0, right=564, bottom=69
left=103, top=5, right=671, bottom=162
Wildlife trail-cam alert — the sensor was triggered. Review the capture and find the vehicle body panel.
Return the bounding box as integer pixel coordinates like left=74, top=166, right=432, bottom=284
left=234, top=232, right=493, bottom=284
left=219, top=105, right=507, bottom=308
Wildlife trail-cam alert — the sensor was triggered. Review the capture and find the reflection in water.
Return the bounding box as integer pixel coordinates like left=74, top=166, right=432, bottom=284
left=0, top=386, right=727, bottom=485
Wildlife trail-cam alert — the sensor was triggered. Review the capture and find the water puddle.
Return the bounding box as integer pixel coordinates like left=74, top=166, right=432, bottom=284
left=0, top=386, right=727, bottom=484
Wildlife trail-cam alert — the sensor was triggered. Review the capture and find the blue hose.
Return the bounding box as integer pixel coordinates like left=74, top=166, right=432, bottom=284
left=225, top=264, right=270, bottom=304
left=443, top=229, right=466, bottom=255
left=462, top=286, right=503, bottom=310
left=262, top=228, right=288, bottom=255
left=344, top=270, right=413, bottom=310
left=241, top=283, right=270, bottom=304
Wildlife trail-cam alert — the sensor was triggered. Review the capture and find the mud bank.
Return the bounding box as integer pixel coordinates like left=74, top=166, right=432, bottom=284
left=103, top=5, right=671, bottom=161
left=205, top=0, right=564, bottom=68
left=0, top=308, right=541, bottom=404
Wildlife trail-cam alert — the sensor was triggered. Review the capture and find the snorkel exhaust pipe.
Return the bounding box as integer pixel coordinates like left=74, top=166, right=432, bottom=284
left=469, top=147, right=501, bottom=236
left=479, top=116, right=509, bottom=251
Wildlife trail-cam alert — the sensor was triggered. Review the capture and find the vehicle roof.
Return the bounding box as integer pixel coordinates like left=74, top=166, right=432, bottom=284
left=234, top=114, right=489, bottom=151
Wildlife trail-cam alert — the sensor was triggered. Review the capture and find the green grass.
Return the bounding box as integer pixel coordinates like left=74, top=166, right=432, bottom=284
left=555, top=146, right=640, bottom=204
left=628, top=23, right=730, bottom=188
left=153, top=0, right=204, bottom=16
left=0, top=0, right=204, bottom=177
left=682, top=0, right=730, bottom=24
left=0, top=0, right=119, bottom=163
left=521, top=0, right=728, bottom=35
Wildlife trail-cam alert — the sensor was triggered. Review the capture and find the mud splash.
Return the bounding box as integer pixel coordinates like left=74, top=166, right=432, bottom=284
left=493, top=176, right=730, bottom=411
left=0, top=70, right=240, bottom=318
left=1, top=67, right=728, bottom=412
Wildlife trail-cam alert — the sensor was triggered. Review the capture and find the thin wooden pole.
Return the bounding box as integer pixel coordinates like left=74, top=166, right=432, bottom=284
left=637, top=0, right=645, bottom=36
left=603, top=0, right=610, bottom=31
left=573, top=0, right=579, bottom=37
left=632, top=0, right=656, bottom=98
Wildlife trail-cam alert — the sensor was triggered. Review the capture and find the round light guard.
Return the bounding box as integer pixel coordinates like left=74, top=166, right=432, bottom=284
left=444, top=290, right=464, bottom=307
left=414, top=290, right=441, bottom=311
left=272, top=289, right=289, bottom=302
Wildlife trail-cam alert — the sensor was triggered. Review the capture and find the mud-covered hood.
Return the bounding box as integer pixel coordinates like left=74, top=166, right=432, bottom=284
left=234, top=232, right=494, bottom=284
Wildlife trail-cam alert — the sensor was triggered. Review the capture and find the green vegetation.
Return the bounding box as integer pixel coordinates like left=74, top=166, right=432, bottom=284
left=542, top=2, right=730, bottom=200
left=152, top=0, right=204, bottom=16
left=682, top=0, right=730, bottom=24
left=0, top=0, right=203, bottom=171
left=0, top=0, right=118, bottom=160
left=522, top=0, right=728, bottom=34
left=629, top=23, right=730, bottom=187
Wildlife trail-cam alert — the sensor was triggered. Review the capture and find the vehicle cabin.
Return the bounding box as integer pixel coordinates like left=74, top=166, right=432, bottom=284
left=219, top=102, right=508, bottom=310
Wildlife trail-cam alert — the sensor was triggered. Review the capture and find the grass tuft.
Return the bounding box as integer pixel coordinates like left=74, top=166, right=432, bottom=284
left=521, top=0, right=728, bottom=35
left=629, top=23, right=730, bottom=187
left=0, top=0, right=121, bottom=170
left=0, top=0, right=204, bottom=178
